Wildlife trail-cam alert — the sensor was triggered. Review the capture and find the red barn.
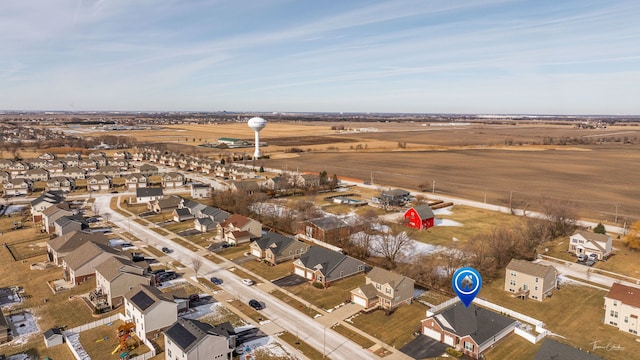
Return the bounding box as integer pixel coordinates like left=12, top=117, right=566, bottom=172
left=404, top=204, right=435, bottom=230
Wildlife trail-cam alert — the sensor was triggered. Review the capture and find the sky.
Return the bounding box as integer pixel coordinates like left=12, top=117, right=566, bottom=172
left=1, top=0, right=639, bottom=115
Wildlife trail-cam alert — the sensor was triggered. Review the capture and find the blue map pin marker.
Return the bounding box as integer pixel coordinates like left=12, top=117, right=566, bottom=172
left=452, top=267, right=482, bottom=307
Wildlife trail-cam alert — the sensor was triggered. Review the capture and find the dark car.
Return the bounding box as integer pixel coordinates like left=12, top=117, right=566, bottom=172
left=158, top=271, right=177, bottom=281
left=161, top=247, right=173, bottom=254
left=150, top=269, right=166, bottom=275
left=248, top=299, right=264, bottom=310
left=210, top=277, right=223, bottom=285
left=188, top=294, right=200, bottom=303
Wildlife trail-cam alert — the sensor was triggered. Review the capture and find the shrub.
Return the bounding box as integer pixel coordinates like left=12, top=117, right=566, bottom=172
left=445, top=348, right=463, bottom=357
left=313, top=282, right=324, bottom=289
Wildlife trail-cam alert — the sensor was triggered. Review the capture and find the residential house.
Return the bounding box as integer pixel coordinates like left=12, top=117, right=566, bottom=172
left=214, top=164, right=231, bottom=178
left=568, top=230, right=613, bottom=260
left=124, top=284, right=177, bottom=342
left=135, top=187, right=163, bottom=204
left=0, top=159, right=12, bottom=170
left=4, top=178, right=33, bottom=196
left=78, top=159, right=98, bottom=172
left=54, top=214, right=89, bottom=236
left=181, top=198, right=207, bottom=217
left=293, top=246, right=366, bottom=287
left=225, top=231, right=251, bottom=246
left=161, top=172, right=184, bottom=188
left=250, top=232, right=309, bottom=265
left=38, top=152, right=57, bottom=160
left=95, top=257, right=149, bottom=309
left=61, top=166, right=86, bottom=180
left=44, top=160, right=66, bottom=174
left=194, top=218, right=217, bottom=233
left=218, top=214, right=262, bottom=241
left=138, top=164, right=158, bottom=176
left=299, top=216, right=357, bottom=244
left=47, top=231, right=109, bottom=265
left=62, top=242, right=127, bottom=285
left=125, top=173, right=148, bottom=190
left=132, top=151, right=148, bottom=162
left=229, top=180, right=260, bottom=194
left=88, top=152, right=108, bottom=167
left=110, top=158, right=129, bottom=170
left=380, top=188, right=411, bottom=207
left=19, top=168, right=49, bottom=182
left=421, top=302, right=516, bottom=359
left=46, top=176, right=75, bottom=192
left=148, top=194, right=181, bottom=213
left=534, top=338, right=604, bottom=360
left=99, top=165, right=121, bottom=178
left=351, top=267, right=414, bottom=310
left=0, top=171, right=9, bottom=184
left=173, top=208, right=195, bottom=222
left=191, top=183, right=211, bottom=199
left=30, top=190, right=65, bottom=222
left=200, top=206, right=230, bottom=223
left=87, top=174, right=111, bottom=191
left=63, top=153, right=81, bottom=167
left=41, top=203, right=73, bottom=233
left=504, top=259, right=558, bottom=301
left=604, top=283, right=640, bottom=336
left=404, top=204, right=435, bottom=230
left=260, top=176, right=288, bottom=192
left=8, top=161, right=30, bottom=177
left=164, top=318, right=234, bottom=360
left=113, top=151, right=132, bottom=160
left=25, top=158, right=47, bottom=169
left=290, top=173, right=320, bottom=188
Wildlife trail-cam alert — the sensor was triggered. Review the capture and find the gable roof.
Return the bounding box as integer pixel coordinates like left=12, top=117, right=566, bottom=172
left=382, top=188, right=410, bottom=197
left=196, top=217, right=216, bottom=227
left=573, top=230, right=611, bottom=243
left=367, top=267, right=412, bottom=289
left=253, top=232, right=295, bottom=253
left=221, top=214, right=251, bottom=228
left=412, top=204, right=435, bottom=219
left=136, top=187, right=163, bottom=198
left=156, top=195, right=182, bottom=209
left=308, top=217, right=349, bottom=231
left=165, top=318, right=228, bottom=353
left=606, top=283, right=640, bottom=308
left=125, top=284, right=173, bottom=312
left=48, top=231, right=109, bottom=253
left=95, top=256, right=145, bottom=282
left=54, top=214, right=88, bottom=228
left=534, top=338, right=603, bottom=360
left=200, top=206, right=229, bottom=221
left=30, top=190, right=65, bottom=206
left=298, top=246, right=349, bottom=276
left=42, top=203, right=73, bottom=217
left=354, top=283, right=379, bottom=300
left=432, top=303, right=516, bottom=346
left=63, top=241, right=121, bottom=270
left=506, top=259, right=557, bottom=279
left=44, top=327, right=63, bottom=339
left=182, top=199, right=207, bottom=213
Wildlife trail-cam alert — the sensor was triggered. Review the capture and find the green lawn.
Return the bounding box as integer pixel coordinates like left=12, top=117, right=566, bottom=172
left=349, top=302, right=429, bottom=349
left=480, top=277, right=638, bottom=360
left=284, top=274, right=366, bottom=310
left=243, top=260, right=293, bottom=281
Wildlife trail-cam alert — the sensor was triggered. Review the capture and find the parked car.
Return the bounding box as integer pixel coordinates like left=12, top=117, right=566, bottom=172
left=577, top=254, right=588, bottom=262
left=210, top=277, right=223, bottom=285
left=588, top=253, right=599, bottom=261
left=242, top=279, right=254, bottom=286
left=248, top=299, right=264, bottom=310
left=158, top=271, right=177, bottom=281
left=161, top=247, right=173, bottom=254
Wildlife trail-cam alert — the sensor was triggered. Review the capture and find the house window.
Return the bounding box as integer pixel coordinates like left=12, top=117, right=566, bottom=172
left=358, top=265, right=364, bottom=271
left=376, top=284, right=381, bottom=290
left=509, top=280, right=516, bottom=286
left=464, top=341, right=474, bottom=351
left=625, top=316, right=629, bottom=323
left=168, top=349, right=171, bottom=357
left=610, top=310, right=619, bottom=318
left=535, top=286, right=538, bottom=291
left=510, top=271, right=516, bottom=277
left=610, top=321, right=617, bottom=326
left=386, top=287, right=392, bottom=294
left=613, top=301, right=618, bottom=306
left=630, top=329, right=638, bottom=334
left=535, top=278, right=539, bottom=283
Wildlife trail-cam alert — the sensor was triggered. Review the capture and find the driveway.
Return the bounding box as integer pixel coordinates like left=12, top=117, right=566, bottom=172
left=272, top=274, right=307, bottom=287
left=400, top=335, right=448, bottom=359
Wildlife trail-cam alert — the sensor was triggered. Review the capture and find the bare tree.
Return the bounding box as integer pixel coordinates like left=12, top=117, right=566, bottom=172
left=191, top=255, right=202, bottom=277
left=372, top=223, right=415, bottom=269
left=350, top=231, right=374, bottom=258
left=540, top=196, right=577, bottom=238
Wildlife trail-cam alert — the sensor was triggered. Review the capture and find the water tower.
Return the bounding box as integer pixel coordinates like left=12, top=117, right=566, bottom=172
left=247, top=117, right=267, bottom=159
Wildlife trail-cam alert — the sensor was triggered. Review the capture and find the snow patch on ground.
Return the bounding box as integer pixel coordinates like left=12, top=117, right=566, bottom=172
left=3, top=205, right=26, bottom=215
left=6, top=354, right=35, bottom=360
left=435, top=218, right=463, bottom=226
left=181, top=301, right=224, bottom=320
left=239, top=336, right=289, bottom=359
left=433, top=207, right=453, bottom=215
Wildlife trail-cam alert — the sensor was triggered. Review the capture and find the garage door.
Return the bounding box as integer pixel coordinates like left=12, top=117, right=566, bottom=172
left=443, top=334, right=455, bottom=346
left=252, top=249, right=262, bottom=257
left=352, top=295, right=368, bottom=307
left=294, top=267, right=306, bottom=277
left=423, top=327, right=440, bottom=341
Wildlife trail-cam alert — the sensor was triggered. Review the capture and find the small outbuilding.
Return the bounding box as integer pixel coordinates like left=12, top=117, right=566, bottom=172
left=404, top=204, right=435, bottom=230
left=43, top=327, right=64, bottom=348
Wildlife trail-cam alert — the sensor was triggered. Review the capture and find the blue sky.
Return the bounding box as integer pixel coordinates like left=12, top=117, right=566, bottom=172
left=1, top=0, right=639, bottom=114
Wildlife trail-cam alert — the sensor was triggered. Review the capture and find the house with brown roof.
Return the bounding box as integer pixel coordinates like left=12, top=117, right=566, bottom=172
left=298, top=216, right=360, bottom=244
left=95, top=257, right=149, bottom=309
left=568, top=230, right=613, bottom=260
left=148, top=194, right=181, bottom=213
left=124, top=284, right=177, bottom=342
left=98, top=165, right=121, bottom=178
left=351, top=267, right=415, bottom=310
left=46, top=176, right=75, bottom=192
left=161, top=172, right=184, bottom=188
left=138, top=164, right=158, bottom=176
left=62, top=242, right=127, bottom=285
left=4, top=178, right=33, bottom=196
left=113, top=151, right=132, bottom=160
left=44, top=159, right=65, bottom=174
left=0, top=171, right=9, bottom=184
left=225, top=230, right=251, bottom=245
left=504, top=259, right=558, bottom=301
left=19, top=168, right=49, bottom=182
left=250, top=232, right=310, bottom=265
left=41, top=202, right=74, bottom=233
left=87, top=174, right=111, bottom=191
left=47, top=231, right=109, bottom=265
left=25, top=157, right=47, bottom=169
left=125, top=173, right=147, bottom=190
left=218, top=214, right=262, bottom=243
left=61, top=166, right=86, bottom=180
left=604, top=283, right=640, bottom=336
left=229, top=180, right=260, bottom=194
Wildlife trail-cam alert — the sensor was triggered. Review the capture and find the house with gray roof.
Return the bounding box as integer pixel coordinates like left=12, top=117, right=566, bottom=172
left=135, top=187, right=163, bottom=204
left=534, top=338, right=604, bottom=360
left=173, top=208, right=194, bottom=222
left=147, top=194, right=180, bottom=213
left=47, top=231, right=109, bottom=265
left=164, top=318, right=234, bottom=360
left=421, top=302, right=516, bottom=359
left=250, top=232, right=309, bottom=265
left=505, top=259, right=558, bottom=301
left=298, top=216, right=360, bottom=243
left=125, top=173, right=147, bottom=190
left=380, top=188, right=411, bottom=206
left=62, top=241, right=127, bottom=285
left=568, top=230, right=613, bottom=260
left=41, top=203, right=74, bottom=233
left=30, top=190, right=65, bottom=222
left=293, top=246, right=365, bottom=288
left=351, top=267, right=415, bottom=310
left=124, top=284, right=177, bottom=342
left=54, top=214, right=88, bottom=236
left=194, top=217, right=217, bottom=233
left=95, top=256, right=149, bottom=309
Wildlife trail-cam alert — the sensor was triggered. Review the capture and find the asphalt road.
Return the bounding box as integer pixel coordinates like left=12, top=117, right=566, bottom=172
left=94, top=194, right=380, bottom=360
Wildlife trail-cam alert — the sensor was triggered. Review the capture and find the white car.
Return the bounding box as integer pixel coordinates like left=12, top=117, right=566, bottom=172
left=242, top=279, right=254, bottom=286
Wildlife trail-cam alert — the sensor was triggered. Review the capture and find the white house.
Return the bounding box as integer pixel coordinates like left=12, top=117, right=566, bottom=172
left=604, top=283, right=640, bottom=336
left=124, top=284, right=177, bottom=342
left=568, top=230, right=613, bottom=260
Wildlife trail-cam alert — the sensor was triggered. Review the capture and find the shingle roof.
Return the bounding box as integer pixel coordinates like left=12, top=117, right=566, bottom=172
left=253, top=232, right=294, bottom=253
left=48, top=231, right=109, bottom=253
left=433, top=303, right=516, bottom=346
left=30, top=190, right=65, bottom=206
left=125, top=284, right=173, bottom=313
left=606, top=283, right=640, bottom=308
left=221, top=214, right=250, bottom=228
left=165, top=318, right=229, bottom=353
left=573, top=230, right=611, bottom=243
left=367, top=267, right=410, bottom=289
left=136, top=187, right=163, bottom=198
left=354, top=283, right=379, bottom=299
left=156, top=195, right=182, bottom=209
left=95, top=256, right=145, bottom=282
left=309, top=217, right=349, bottom=231
left=63, top=241, right=121, bottom=270
left=534, top=338, right=603, bottom=360
left=382, top=188, right=410, bottom=197
left=298, top=246, right=348, bottom=276
left=412, top=204, right=435, bottom=220
left=506, top=259, right=557, bottom=279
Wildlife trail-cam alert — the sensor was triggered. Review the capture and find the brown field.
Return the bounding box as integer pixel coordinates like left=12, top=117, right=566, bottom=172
left=65, top=121, right=639, bottom=223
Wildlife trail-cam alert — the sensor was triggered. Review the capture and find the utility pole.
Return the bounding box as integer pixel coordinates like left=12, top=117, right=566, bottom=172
left=509, top=191, right=513, bottom=209
left=432, top=180, right=435, bottom=194
left=323, top=326, right=326, bottom=358
left=483, top=192, right=487, bottom=204
left=615, top=203, right=621, bottom=224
